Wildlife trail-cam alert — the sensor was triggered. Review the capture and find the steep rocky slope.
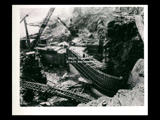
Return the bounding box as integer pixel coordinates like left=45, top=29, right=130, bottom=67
left=104, top=19, right=144, bottom=84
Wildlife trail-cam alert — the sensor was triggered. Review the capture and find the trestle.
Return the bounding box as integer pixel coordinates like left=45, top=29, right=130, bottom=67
left=20, top=79, right=93, bottom=103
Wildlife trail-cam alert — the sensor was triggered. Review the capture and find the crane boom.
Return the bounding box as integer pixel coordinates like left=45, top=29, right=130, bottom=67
left=30, top=8, right=55, bottom=49
left=57, top=17, right=78, bottom=37
left=24, top=18, right=30, bottom=47
left=57, top=17, right=70, bottom=30
left=20, top=14, right=29, bottom=23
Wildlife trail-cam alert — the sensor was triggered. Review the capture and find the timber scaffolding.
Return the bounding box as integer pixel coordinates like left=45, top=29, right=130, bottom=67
left=20, top=79, right=94, bottom=103
left=66, top=47, right=123, bottom=97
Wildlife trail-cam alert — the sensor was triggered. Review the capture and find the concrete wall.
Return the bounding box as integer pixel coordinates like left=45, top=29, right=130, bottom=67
left=69, top=63, right=80, bottom=75
left=40, top=51, right=58, bottom=65
left=58, top=53, right=66, bottom=67
left=39, top=50, right=66, bottom=67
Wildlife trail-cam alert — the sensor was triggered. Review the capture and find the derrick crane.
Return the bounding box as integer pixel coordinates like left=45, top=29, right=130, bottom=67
left=30, top=8, right=55, bottom=50
left=57, top=17, right=78, bottom=37
left=57, top=17, right=70, bottom=30
left=23, top=18, right=30, bottom=47
left=20, top=14, right=30, bottom=47
left=20, top=8, right=36, bottom=23
left=20, top=8, right=37, bottom=49
left=20, top=14, right=29, bottom=23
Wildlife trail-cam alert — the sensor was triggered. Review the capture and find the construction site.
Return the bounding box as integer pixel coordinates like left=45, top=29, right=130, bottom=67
left=19, top=6, right=145, bottom=107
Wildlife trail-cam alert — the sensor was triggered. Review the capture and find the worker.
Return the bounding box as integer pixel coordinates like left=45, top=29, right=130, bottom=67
left=83, top=53, right=85, bottom=58
left=69, top=19, right=73, bottom=27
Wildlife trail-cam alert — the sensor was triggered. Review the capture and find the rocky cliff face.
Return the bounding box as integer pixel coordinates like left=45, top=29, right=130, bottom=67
left=104, top=19, right=144, bottom=84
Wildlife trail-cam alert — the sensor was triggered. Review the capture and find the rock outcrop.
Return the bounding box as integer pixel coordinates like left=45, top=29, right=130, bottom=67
left=127, top=59, right=144, bottom=89
left=77, top=58, right=144, bottom=107
left=77, top=83, right=144, bottom=107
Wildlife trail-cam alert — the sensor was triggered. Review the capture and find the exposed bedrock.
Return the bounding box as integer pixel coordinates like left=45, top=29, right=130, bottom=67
left=103, top=19, right=144, bottom=87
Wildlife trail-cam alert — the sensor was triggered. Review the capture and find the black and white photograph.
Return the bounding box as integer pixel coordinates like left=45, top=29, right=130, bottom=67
left=12, top=5, right=148, bottom=115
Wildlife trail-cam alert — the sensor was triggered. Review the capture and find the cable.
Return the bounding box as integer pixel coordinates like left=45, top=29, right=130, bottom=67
left=28, top=8, right=36, bottom=15
left=28, top=8, right=37, bottom=16
left=20, top=8, right=37, bottom=23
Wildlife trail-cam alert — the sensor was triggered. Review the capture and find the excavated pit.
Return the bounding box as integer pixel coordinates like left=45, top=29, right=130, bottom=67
left=20, top=7, right=144, bottom=106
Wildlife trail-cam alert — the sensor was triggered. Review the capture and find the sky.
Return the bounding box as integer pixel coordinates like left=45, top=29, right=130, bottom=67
left=20, top=7, right=74, bottom=23
left=20, top=7, right=75, bottom=37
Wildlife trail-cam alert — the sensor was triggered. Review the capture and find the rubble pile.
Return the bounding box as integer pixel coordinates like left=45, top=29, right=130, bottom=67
left=77, top=58, right=144, bottom=107
left=77, top=83, right=144, bottom=107
left=38, top=96, right=71, bottom=106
